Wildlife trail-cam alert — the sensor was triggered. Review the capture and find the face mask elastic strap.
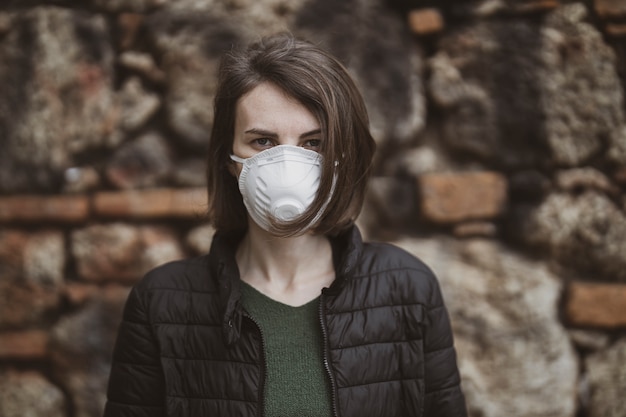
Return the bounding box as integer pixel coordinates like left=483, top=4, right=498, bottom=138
left=230, top=154, right=246, bottom=164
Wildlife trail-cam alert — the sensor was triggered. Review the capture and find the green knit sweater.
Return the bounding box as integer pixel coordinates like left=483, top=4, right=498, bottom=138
left=240, top=282, right=332, bottom=417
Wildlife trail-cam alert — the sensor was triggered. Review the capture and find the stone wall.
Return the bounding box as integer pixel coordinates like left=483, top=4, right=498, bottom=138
left=0, top=1, right=625, bottom=416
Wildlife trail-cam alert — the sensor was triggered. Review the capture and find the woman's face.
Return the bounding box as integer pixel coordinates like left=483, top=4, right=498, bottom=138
left=230, top=82, right=321, bottom=176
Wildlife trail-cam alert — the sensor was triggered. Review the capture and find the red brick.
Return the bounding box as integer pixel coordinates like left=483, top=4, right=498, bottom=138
left=453, top=221, right=498, bottom=238
left=566, top=282, right=626, bottom=328
left=93, top=189, right=169, bottom=218
left=0, top=330, right=49, bottom=359
left=513, top=0, right=560, bottom=13
left=606, top=23, right=626, bottom=37
left=169, top=188, right=208, bottom=218
left=595, top=0, right=626, bottom=19
left=408, top=8, right=444, bottom=35
left=63, top=283, right=100, bottom=306
left=417, top=172, right=507, bottom=224
left=93, top=187, right=207, bottom=219
left=63, top=283, right=128, bottom=306
left=0, top=195, right=89, bottom=223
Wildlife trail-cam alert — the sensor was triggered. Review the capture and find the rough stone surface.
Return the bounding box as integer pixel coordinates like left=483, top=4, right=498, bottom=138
left=63, top=283, right=101, bottom=307
left=585, top=338, right=626, bottom=417
left=172, top=157, right=208, bottom=187
left=555, top=168, right=617, bottom=195
left=0, top=279, right=61, bottom=330
left=115, top=77, right=161, bottom=133
left=0, top=230, right=64, bottom=329
left=568, top=329, right=611, bottom=352
left=294, top=0, right=426, bottom=144
left=540, top=6, right=626, bottom=166
left=21, top=231, right=65, bottom=286
left=186, top=223, right=216, bottom=255
left=511, top=191, right=626, bottom=282
left=162, top=0, right=307, bottom=32
left=72, top=224, right=139, bottom=282
left=118, top=51, right=166, bottom=83
left=453, top=221, right=498, bottom=238
left=62, top=166, right=101, bottom=193
left=395, top=237, right=578, bottom=417
left=144, top=11, right=246, bottom=151
left=394, top=144, right=455, bottom=177
left=105, top=132, right=173, bottom=189
left=50, top=286, right=129, bottom=417
left=0, top=7, right=117, bottom=193
left=0, top=230, right=65, bottom=286
left=140, top=226, right=186, bottom=272
left=0, top=370, right=67, bottom=417
left=428, top=3, right=626, bottom=168
left=71, top=223, right=184, bottom=283
left=146, top=0, right=425, bottom=149
left=0, top=2, right=625, bottom=417
left=508, top=170, right=552, bottom=203
left=90, top=0, right=167, bottom=13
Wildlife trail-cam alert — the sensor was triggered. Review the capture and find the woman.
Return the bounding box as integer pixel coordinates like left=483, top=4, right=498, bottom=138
left=104, top=33, right=467, bottom=417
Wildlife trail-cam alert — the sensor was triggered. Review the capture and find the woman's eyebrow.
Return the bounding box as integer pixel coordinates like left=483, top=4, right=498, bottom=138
left=243, top=128, right=321, bottom=138
left=244, top=128, right=278, bottom=137
left=300, top=129, right=321, bottom=138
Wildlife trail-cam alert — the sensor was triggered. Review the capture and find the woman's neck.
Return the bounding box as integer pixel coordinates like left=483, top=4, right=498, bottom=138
left=235, top=221, right=335, bottom=306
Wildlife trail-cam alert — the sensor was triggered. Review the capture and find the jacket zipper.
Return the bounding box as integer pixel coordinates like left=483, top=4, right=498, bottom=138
left=319, top=294, right=339, bottom=417
left=243, top=312, right=267, bottom=417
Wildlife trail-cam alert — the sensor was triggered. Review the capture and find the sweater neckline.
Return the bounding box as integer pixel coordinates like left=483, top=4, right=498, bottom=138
left=240, top=280, right=321, bottom=310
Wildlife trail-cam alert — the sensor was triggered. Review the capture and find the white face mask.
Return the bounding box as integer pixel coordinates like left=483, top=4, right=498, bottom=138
left=230, top=145, right=323, bottom=233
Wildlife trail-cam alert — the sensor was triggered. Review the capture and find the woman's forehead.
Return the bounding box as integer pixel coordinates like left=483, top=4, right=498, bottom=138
left=235, top=82, right=320, bottom=133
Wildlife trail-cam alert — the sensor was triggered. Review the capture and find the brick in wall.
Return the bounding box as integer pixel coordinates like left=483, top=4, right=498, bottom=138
left=0, top=195, right=89, bottom=223
left=595, top=0, right=626, bottom=19
left=417, top=171, right=508, bottom=224
left=0, top=330, right=49, bottom=359
left=566, top=282, right=626, bottom=328
left=408, top=8, right=444, bottom=35
left=93, top=187, right=207, bottom=219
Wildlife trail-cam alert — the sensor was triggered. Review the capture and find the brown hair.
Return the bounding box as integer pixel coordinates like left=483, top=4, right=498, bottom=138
left=206, top=33, right=376, bottom=236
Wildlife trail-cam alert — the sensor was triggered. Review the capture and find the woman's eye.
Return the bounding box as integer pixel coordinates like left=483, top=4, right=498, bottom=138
left=304, top=139, right=321, bottom=149
left=253, top=138, right=273, bottom=146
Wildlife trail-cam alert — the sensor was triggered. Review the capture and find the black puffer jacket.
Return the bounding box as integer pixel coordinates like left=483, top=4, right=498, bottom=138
left=104, top=226, right=467, bottom=417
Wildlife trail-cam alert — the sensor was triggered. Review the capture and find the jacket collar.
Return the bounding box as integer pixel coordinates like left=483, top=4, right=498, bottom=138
left=209, top=225, right=363, bottom=345
left=327, top=225, right=362, bottom=293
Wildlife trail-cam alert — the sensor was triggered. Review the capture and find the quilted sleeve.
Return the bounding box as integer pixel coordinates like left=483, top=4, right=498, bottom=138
left=103, top=286, right=165, bottom=417
left=423, top=278, right=468, bottom=417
